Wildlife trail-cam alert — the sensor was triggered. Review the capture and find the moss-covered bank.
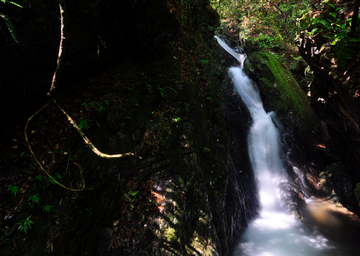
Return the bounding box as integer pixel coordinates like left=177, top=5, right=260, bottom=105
left=243, top=50, right=319, bottom=134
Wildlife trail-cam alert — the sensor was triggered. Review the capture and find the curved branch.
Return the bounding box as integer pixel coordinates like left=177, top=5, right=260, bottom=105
left=54, top=100, right=139, bottom=159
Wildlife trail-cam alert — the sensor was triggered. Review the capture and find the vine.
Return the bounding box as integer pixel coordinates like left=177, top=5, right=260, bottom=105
left=25, top=1, right=139, bottom=192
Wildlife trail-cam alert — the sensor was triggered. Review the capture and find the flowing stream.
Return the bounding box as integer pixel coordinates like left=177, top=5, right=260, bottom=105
left=215, top=36, right=360, bottom=256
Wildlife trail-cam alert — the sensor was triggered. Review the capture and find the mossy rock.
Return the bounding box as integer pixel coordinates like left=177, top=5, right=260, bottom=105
left=244, top=50, right=319, bottom=133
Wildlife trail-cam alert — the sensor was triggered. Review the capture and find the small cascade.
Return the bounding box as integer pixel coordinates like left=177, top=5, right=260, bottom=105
left=215, top=35, right=360, bottom=256
left=215, top=36, right=246, bottom=69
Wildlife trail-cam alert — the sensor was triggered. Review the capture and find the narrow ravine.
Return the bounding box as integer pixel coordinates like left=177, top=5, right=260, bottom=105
left=215, top=35, right=360, bottom=256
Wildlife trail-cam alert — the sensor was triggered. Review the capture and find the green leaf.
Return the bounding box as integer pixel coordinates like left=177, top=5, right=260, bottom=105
left=17, top=216, right=34, bottom=234
left=7, top=185, right=19, bottom=196
left=28, top=194, right=40, bottom=205
left=55, top=174, right=62, bottom=181
left=131, top=191, right=139, bottom=196
left=34, top=174, right=43, bottom=182
left=178, top=177, right=185, bottom=188
left=165, top=86, right=177, bottom=94
left=0, top=12, right=19, bottom=43
left=42, top=205, right=51, bottom=212
left=201, top=59, right=209, bottom=64
left=310, top=27, right=318, bottom=34
left=78, top=119, right=89, bottom=129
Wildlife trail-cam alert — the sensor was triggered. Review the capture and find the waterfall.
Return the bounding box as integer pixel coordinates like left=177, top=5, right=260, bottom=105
left=215, top=35, right=360, bottom=256
left=214, top=36, right=246, bottom=69
left=228, top=66, right=283, bottom=212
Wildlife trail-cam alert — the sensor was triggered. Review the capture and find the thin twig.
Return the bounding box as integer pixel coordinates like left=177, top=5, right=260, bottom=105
left=47, top=1, right=66, bottom=97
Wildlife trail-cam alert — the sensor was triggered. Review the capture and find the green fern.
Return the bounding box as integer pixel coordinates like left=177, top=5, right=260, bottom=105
left=0, top=12, right=18, bottom=43
left=0, top=0, right=23, bottom=43
left=1, top=0, right=23, bottom=8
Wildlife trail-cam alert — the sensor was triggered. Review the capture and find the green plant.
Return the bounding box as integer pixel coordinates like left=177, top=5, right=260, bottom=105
left=1, top=230, right=10, bottom=246
left=28, top=194, right=40, bottom=205
left=2, top=238, right=10, bottom=246
left=172, top=117, right=181, bottom=123
left=29, top=160, right=38, bottom=170
left=42, top=205, right=51, bottom=212
left=203, top=147, right=211, bottom=153
left=124, top=190, right=139, bottom=203
left=146, top=83, right=152, bottom=92
left=331, top=37, right=360, bottom=72
left=7, top=184, right=19, bottom=196
left=0, top=0, right=23, bottom=43
left=17, top=215, right=34, bottom=234
left=158, top=87, right=165, bottom=98
left=178, top=177, right=185, bottom=188
left=34, top=174, right=43, bottom=182
left=166, top=86, right=178, bottom=95
left=16, top=151, right=26, bottom=161
left=305, top=5, right=360, bottom=73
left=78, top=118, right=89, bottom=130
left=89, top=101, right=106, bottom=113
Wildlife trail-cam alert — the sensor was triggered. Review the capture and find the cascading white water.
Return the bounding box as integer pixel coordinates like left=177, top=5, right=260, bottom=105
left=215, top=35, right=360, bottom=256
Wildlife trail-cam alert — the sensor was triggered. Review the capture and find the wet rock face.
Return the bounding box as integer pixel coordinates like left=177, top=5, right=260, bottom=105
left=209, top=50, right=259, bottom=254
left=292, top=32, right=360, bottom=216
left=317, top=162, right=359, bottom=211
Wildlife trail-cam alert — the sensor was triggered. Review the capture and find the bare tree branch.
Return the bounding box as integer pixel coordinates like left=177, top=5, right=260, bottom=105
left=47, top=0, right=66, bottom=97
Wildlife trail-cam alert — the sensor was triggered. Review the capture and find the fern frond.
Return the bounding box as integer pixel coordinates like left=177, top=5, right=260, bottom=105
left=0, top=12, right=19, bottom=43
left=1, top=0, right=23, bottom=8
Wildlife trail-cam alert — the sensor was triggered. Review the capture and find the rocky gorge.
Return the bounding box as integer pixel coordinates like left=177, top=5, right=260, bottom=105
left=1, top=0, right=360, bottom=255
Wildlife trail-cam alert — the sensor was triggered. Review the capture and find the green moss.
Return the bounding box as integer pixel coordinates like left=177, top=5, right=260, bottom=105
left=265, top=51, right=307, bottom=115
left=245, top=50, right=318, bottom=131
left=164, top=227, right=177, bottom=242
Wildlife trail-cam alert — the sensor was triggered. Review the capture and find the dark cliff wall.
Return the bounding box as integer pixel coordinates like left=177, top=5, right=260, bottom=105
left=0, top=1, right=258, bottom=255
left=0, top=0, right=179, bottom=133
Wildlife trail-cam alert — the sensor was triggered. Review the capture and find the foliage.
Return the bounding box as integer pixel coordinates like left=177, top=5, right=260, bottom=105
left=78, top=118, right=89, bottom=130
left=331, top=37, right=360, bottom=72
left=0, top=0, right=23, bottom=43
left=211, top=0, right=313, bottom=52
left=17, top=215, right=34, bottom=234
left=28, top=194, right=40, bottom=205
left=124, top=190, right=139, bottom=203
left=7, top=184, right=19, bottom=196
left=303, top=2, right=360, bottom=73
left=212, top=0, right=360, bottom=78
left=42, top=205, right=51, bottom=212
